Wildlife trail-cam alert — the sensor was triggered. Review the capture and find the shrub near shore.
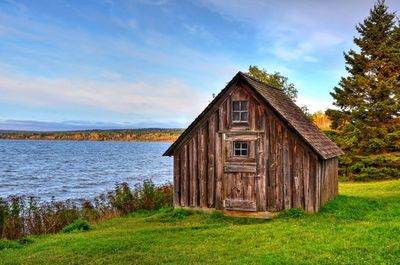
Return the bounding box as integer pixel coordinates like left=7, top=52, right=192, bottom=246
left=0, top=180, right=173, bottom=240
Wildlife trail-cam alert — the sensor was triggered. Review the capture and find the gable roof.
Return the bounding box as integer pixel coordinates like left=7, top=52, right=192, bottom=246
left=164, top=72, right=343, bottom=159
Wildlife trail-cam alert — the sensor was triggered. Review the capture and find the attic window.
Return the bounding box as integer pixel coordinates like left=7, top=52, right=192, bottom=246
left=234, top=141, right=248, bottom=157
left=232, top=100, right=248, bottom=122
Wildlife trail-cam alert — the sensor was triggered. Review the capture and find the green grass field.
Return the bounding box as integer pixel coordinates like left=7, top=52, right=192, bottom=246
left=1, top=180, right=399, bottom=265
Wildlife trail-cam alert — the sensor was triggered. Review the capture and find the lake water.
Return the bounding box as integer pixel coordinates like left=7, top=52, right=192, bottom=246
left=0, top=140, right=173, bottom=201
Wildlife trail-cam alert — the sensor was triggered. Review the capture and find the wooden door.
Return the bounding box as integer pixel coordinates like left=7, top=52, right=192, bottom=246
left=222, top=133, right=259, bottom=211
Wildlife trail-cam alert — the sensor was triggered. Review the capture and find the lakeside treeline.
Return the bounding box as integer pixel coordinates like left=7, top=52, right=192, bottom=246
left=0, top=128, right=183, bottom=142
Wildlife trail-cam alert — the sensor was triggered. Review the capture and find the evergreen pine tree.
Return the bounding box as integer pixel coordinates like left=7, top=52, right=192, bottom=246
left=327, top=0, right=400, bottom=154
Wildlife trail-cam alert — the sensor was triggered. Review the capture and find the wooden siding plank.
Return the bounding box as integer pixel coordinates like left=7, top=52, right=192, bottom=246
left=224, top=199, right=256, bottom=211
left=283, top=128, right=291, bottom=210
left=250, top=98, right=256, bottom=131
left=325, top=158, right=338, bottom=202
left=224, top=164, right=257, bottom=173
left=315, top=160, right=321, bottom=211
left=321, top=160, right=326, bottom=206
left=221, top=98, right=227, bottom=131
left=179, top=149, right=183, bottom=206
left=226, top=173, right=232, bottom=200
left=303, top=151, right=312, bottom=212
left=226, top=95, right=231, bottom=130
left=250, top=173, right=257, bottom=202
left=264, top=112, right=271, bottom=210
left=268, top=116, right=277, bottom=211
left=334, top=158, right=339, bottom=198
left=207, top=115, right=216, bottom=207
left=173, top=154, right=180, bottom=207
left=181, top=144, right=189, bottom=206
left=225, top=134, right=259, bottom=141
left=257, top=133, right=266, bottom=211
left=223, top=140, right=229, bottom=205
left=215, top=130, right=223, bottom=209
left=308, top=154, right=316, bottom=212
left=275, top=122, right=283, bottom=211
left=326, top=160, right=331, bottom=202
left=192, top=135, right=199, bottom=207
left=214, top=105, right=226, bottom=209
left=292, top=139, right=301, bottom=208
left=253, top=103, right=267, bottom=211
left=199, top=126, right=208, bottom=208
left=333, top=159, right=337, bottom=199
left=298, top=146, right=305, bottom=209
left=188, top=140, right=193, bottom=207
left=332, top=160, right=335, bottom=199
left=236, top=173, right=243, bottom=200
left=259, top=107, right=267, bottom=211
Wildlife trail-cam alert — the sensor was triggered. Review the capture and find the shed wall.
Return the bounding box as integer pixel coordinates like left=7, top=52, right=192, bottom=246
left=172, top=80, right=338, bottom=212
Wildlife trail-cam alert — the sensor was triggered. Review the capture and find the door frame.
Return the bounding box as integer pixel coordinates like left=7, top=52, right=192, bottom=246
left=221, top=132, right=262, bottom=211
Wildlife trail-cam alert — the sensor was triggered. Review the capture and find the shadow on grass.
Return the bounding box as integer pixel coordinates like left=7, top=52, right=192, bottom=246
left=0, top=238, right=33, bottom=250
left=131, top=192, right=400, bottom=225
left=208, top=210, right=267, bottom=225
left=142, top=207, right=266, bottom=227
left=132, top=208, right=268, bottom=235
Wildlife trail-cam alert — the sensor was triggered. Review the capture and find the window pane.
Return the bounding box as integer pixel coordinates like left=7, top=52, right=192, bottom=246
left=241, top=150, right=248, bottom=156
left=241, top=101, right=248, bottom=110
left=241, top=142, right=248, bottom=149
left=235, top=142, right=241, bottom=149
left=233, top=112, right=240, bottom=121
left=235, top=150, right=241, bottom=156
left=233, top=101, right=240, bottom=111
left=241, top=112, right=248, bottom=121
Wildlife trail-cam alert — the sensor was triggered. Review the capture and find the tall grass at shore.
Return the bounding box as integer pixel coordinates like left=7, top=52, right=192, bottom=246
left=0, top=180, right=173, bottom=240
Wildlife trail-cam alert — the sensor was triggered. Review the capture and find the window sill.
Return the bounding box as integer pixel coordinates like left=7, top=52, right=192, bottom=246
left=232, top=121, right=249, bottom=125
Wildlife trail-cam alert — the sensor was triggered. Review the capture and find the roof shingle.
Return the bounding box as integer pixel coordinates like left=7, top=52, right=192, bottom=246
left=164, top=72, right=343, bottom=159
left=241, top=72, right=343, bottom=159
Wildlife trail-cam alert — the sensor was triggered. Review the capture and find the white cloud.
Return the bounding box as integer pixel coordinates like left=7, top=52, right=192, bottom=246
left=265, top=31, right=344, bottom=62
left=0, top=119, right=185, bottom=131
left=111, top=16, right=139, bottom=32
left=0, top=7, right=240, bottom=82
left=297, top=94, right=333, bottom=113
left=99, top=70, right=122, bottom=81
left=137, top=0, right=167, bottom=6
left=0, top=71, right=210, bottom=118
left=198, top=0, right=367, bottom=62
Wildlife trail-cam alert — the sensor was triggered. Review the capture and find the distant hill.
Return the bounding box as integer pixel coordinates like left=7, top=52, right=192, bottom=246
left=0, top=128, right=183, bottom=142
left=0, top=116, right=332, bottom=142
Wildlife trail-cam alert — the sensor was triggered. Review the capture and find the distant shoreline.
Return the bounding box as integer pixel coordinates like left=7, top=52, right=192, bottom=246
left=0, top=138, right=176, bottom=142
left=0, top=128, right=183, bottom=142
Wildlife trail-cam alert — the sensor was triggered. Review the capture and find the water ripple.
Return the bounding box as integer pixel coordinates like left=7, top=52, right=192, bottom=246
left=0, top=140, right=173, bottom=201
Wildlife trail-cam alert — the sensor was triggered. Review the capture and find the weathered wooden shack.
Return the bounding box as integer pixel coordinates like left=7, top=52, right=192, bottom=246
left=164, top=72, right=343, bottom=213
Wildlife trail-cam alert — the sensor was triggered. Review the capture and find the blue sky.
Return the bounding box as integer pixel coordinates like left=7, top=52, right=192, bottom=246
left=1, top=0, right=399, bottom=130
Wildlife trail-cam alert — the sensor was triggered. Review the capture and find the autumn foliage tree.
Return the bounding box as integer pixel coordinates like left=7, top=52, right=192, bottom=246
left=311, top=111, right=332, bottom=130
